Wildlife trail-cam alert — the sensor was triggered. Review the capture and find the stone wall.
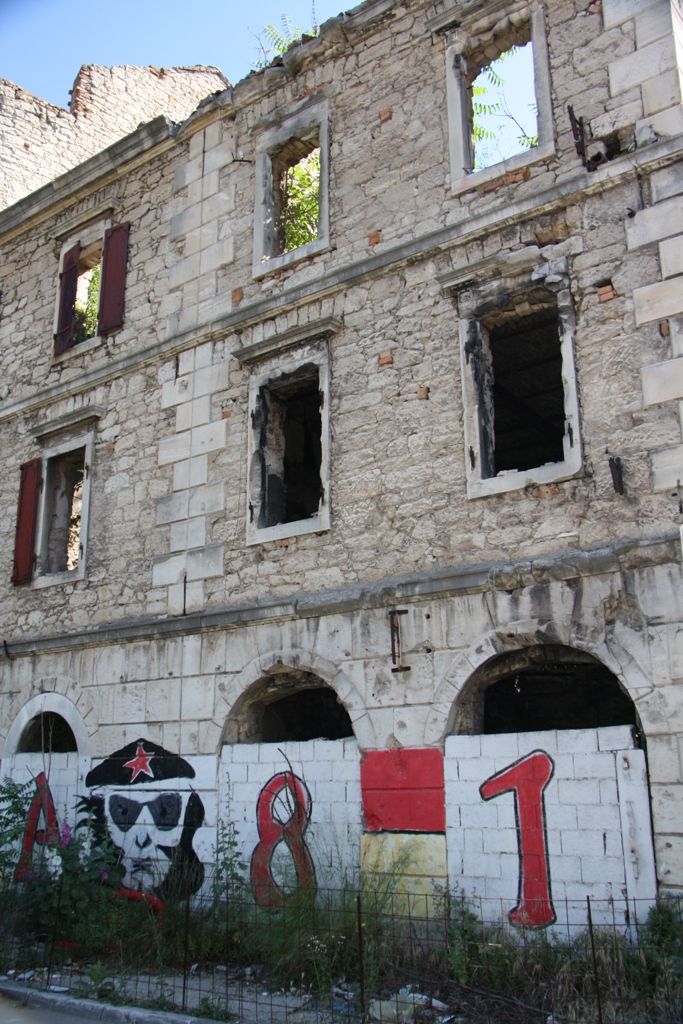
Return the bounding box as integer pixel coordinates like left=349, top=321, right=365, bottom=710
left=0, top=0, right=682, bottom=903
left=0, top=64, right=229, bottom=210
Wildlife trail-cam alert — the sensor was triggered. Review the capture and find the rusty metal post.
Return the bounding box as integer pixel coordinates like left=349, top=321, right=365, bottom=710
left=225, top=884, right=230, bottom=1009
left=356, top=893, right=365, bottom=1021
left=182, top=883, right=191, bottom=1010
left=586, top=896, right=603, bottom=1024
left=47, top=872, right=64, bottom=984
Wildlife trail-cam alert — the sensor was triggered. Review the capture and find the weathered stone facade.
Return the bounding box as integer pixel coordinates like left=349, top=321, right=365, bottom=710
left=1, top=0, right=682, bottom=915
left=0, top=63, right=229, bottom=210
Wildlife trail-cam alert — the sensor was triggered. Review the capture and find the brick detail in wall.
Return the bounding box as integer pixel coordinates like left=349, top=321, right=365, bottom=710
left=360, top=748, right=446, bottom=833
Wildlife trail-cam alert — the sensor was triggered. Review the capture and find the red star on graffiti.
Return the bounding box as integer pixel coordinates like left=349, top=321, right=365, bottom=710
left=123, top=744, right=155, bottom=782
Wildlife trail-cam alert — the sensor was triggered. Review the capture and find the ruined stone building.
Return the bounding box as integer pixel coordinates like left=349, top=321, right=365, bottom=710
left=0, top=0, right=682, bottom=927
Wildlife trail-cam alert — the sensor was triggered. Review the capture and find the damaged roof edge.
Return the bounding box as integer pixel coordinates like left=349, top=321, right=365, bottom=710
left=0, top=0, right=411, bottom=240
left=0, top=115, right=176, bottom=241
left=177, top=0, right=407, bottom=136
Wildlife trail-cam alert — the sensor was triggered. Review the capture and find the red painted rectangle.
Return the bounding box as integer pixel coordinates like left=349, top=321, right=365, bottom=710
left=362, top=789, right=445, bottom=833
left=361, top=748, right=445, bottom=832
left=361, top=748, right=444, bottom=790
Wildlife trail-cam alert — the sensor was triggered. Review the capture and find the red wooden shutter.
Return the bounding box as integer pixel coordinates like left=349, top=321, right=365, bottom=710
left=12, top=458, right=42, bottom=585
left=98, top=222, right=130, bottom=335
left=54, top=242, right=81, bottom=356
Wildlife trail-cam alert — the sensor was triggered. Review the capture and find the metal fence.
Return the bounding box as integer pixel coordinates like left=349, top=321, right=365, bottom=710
left=0, top=877, right=681, bottom=1024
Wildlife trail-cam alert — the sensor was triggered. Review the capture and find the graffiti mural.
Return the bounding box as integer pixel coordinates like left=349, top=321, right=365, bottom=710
left=15, top=771, right=58, bottom=880
left=480, top=750, right=555, bottom=927
left=250, top=771, right=316, bottom=907
left=80, top=738, right=206, bottom=897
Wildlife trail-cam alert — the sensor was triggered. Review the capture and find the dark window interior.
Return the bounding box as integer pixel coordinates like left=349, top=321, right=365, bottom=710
left=487, top=308, right=565, bottom=474
left=484, top=661, right=636, bottom=735
left=257, top=369, right=322, bottom=528
left=261, top=688, right=354, bottom=742
left=18, top=712, right=77, bottom=753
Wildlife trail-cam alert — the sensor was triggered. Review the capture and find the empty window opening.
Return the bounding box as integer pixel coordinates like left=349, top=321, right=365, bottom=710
left=452, top=645, right=638, bottom=738
left=262, top=688, right=354, bottom=742
left=251, top=366, right=322, bottom=528
left=18, top=712, right=77, bottom=753
left=271, top=134, right=320, bottom=255
left=488, top=306, right=565, bottom=473
left=225, top=670, right=354, bottom=744
left=41, top=447, right=85, bottom=575
left=470, top=38, right=537, bottom=171
left=72, top=242, right=102, bottom=346
left=470, top=292, right=566, bottom=478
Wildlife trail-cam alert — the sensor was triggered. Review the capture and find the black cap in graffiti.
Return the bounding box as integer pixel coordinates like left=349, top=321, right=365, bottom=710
left=85, top=738, right=196, bottom=787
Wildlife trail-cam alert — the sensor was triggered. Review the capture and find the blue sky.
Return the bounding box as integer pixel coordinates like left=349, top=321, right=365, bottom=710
left=473, top=43, right=538, bottom=169
left=1, top=0, right=536, bottom=163
left=0, top=0, right=343, bottom=108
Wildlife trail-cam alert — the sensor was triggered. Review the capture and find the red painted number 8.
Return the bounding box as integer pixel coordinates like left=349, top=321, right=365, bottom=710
left=251, top=772, right=316, bottom=908
left=480, top=750, right=556, bottom=927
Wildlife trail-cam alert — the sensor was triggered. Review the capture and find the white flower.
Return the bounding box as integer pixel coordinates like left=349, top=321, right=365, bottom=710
left=78, top=832, right=92, bottom=867
left=44, top=847, right=63, bottom=880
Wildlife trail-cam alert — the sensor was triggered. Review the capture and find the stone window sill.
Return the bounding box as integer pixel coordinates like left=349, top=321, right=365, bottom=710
left=452, top=142, right=556, bottom=196
left=467, top=451, right=583, bottom=500
left=246, top=510, right=330, bottom=546
left=31, top=565, right=85, bottom=589
left=51, top=334, right=102, bottom=366
left=252, top=238, right=330, bottom=280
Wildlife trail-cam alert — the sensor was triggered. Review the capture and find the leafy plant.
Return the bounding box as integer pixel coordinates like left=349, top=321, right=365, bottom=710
left=0, top=777, right=32, bottom=879
left=252, top=7, right=318, bottom=69
left=72, top=262, right=100, bottom=345
left=280, top=148, right=320, bottom=252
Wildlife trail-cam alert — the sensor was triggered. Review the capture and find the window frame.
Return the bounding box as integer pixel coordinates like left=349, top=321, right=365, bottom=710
left=457, top=259, right=582, bottom=498
left=246, top=342, right=331, bottom=545
left=31, top=430, right=95, bottom=588
left=53, top=219, right=109, bottom=361
left=252, top=98, right=330, bottom=279
left=445, top=5, right=555, bottom=194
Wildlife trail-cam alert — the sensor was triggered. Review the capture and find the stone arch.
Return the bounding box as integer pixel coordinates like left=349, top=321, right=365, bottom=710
left=2, top=678, right=96, bottom=759
left=215, top=649, right=375, bottom=750
left=425, top=617, right=652, bottom=747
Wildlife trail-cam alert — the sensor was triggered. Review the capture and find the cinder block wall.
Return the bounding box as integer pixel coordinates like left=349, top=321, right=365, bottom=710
left=445, top=727, right=657, bottom=926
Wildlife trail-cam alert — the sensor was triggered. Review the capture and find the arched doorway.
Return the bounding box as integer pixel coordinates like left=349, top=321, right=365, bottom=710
left=224, top=667, right=354, bottom=744
left=444, top=644, right=656, bottom=927
left=17, top=711, right=78, bottom=753
left=220, top=666, right=360, bottom=900
left=450, top=644, right=639, bottom=738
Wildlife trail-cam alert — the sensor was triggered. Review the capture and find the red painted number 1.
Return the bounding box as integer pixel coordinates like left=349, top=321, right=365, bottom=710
left=480, top=750, right=556, bottom=927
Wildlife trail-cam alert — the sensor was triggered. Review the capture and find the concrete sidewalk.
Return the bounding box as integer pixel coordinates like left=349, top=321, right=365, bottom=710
left=0, top=984, right=225, bottom=1024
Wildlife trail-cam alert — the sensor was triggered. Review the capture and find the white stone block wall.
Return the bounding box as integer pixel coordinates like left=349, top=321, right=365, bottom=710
left=445, top=727, right=657, bottom=928
left=167, top=122, right=236, bottom=337
left=153, top=339, right=229, bottom=614
left=631, top=161, right=683, bottom=490
left=220, top=739, right=362, bottom=890
left=602, top=0, right=683, bottom=139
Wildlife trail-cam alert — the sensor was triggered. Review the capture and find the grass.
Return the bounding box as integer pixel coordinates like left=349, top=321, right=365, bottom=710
left=0, top=877, right=681, bottom=1023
